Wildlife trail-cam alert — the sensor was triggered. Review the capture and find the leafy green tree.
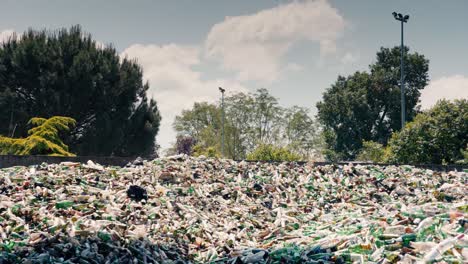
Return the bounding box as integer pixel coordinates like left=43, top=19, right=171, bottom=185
left=317, top=46, right=429, bottom=160
left=317, top=72, right=375, bottom=160
left=386, top=99, right=468, bottom=164
left=222, top=89, right=283, bottom=158
left=173, top=102, right=222, bottom=154
left=223, top=89, right=284, bottom=159
left=0, top=116, right=76, bottom=156
left=252, top=88, right=283, bottom=145
left=224, top=92, right=255, bottom=159
left=283, top=106, right=324, bottom=160
left=457, top=145, right=468, bottom=164
left=173, top=89, right=322, bottom=160
left=356, top=141, right=386, bottom=163
left=246, top=144, right=301, bottom=162
left=0, top=25, right=161, bottom=157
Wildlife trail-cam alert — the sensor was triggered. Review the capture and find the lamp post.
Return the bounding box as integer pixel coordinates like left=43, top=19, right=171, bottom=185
left=218, top=87, right=225, bottom=157
left=392, top=12, right=409, bottom=129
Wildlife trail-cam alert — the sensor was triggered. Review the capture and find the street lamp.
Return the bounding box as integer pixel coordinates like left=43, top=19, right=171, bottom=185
left=218, top=87, right=225, bottom=157
left=392, top=12, right=409, bottom=129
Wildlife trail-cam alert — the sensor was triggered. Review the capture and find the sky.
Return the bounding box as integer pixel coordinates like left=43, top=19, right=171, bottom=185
left=1, top=0, right=467, bottom=150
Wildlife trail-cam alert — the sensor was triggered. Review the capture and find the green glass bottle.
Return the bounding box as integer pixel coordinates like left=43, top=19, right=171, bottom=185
left=401, top=234, right=416, bottom=247
left=55, top=200, right=74, bottom=209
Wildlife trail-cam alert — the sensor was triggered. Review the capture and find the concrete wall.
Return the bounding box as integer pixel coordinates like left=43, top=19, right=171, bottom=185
left=0, top=155, right=134, bottom=168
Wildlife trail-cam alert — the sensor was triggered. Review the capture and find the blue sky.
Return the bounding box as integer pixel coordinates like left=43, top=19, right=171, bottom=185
left=1, top=0, right=467, bottom=149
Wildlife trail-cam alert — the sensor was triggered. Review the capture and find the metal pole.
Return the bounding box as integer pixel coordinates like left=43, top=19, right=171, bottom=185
left=400, top=20, right=405, bottom=129
left=221, top=91, right=225, bottom=157
left=219, top=87, right=225, bottom=157
left=393, top=12, right=409, bottom=129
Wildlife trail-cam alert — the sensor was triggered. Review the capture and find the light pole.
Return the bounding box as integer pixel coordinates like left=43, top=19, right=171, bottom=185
left=393, top=12, right=409, bottom=129
left=218, top=87, right=225, bottom=157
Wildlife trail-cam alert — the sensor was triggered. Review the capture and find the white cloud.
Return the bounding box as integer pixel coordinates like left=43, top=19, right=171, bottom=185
left=0, top=29, right=19, bottom=44
left=205, top=0, right=346, bottom=82
left=118, top=1, right=348, bottom=150
left=340, top=52, right=358, bottom=64
left=285, top=63, right=304, bottom=73
left=420, top=75, right=468, bottom=109
left=121, top=44, right=247, bottom=150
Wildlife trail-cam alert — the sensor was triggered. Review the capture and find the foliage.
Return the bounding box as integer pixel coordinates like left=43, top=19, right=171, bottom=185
left=173, top=102, right=221, bottom=149
left=173, top=89, right=323, bottom=160
left=0, top=116, right=76, bottom=156
left=0, top=25, right=160, bottom=157
left=283, top=106, right=324, bottom=160
left=246, top=144, right=301, bottom=162
left=251, top=88, right=283, bottom=145
left=456, top=145, right=468, bottom=164
left=317, top=46, right=429, bottom=160
left=320, top=129, right=343, bottom=162
left=322, top=149, right=342, bottom=163
left=175, top=135, right=196, bottom=155
left=386, top=99, right=468, bottom=164
left=356, top=141, right=386, bottom=163
left=192, top=145, right=221, bottom=158
left=222, top=92, right=253, bottom=159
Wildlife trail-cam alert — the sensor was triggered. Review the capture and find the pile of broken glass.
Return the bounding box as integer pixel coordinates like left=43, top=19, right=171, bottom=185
left=0, top=155, right=466, bottom=263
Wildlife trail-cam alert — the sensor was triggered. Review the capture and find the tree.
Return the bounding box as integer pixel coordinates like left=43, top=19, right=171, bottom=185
left=317, top=72, right=375, bottom=159
left=356, top=141, right=386, bottom=163
left=223, top=89, right=284, bottom=158
left=246, top=144, right=301, bottom=162
left=173, top=102, right=222, bottom=153
left=283, top=106, right=324, bottom=160
left=251, top=88, right=283, bottom=145
left=458, top=146, right=468, bottom=164
left=175, top=135, right=196, bottom=155
left=386, top=99, right=468, bottom=164
left=224, top=92, right=255, bottom=159
left=192, top=145, right=221, bottom=158
left=0, top=116, right=76, bottom=156
left=317, top=46, right=429, bottom=160
left=173, top=89, right=323, bottom=160
left=0, top=25, right=161, bottom=157
left=222, top=89, right=283, bottom=158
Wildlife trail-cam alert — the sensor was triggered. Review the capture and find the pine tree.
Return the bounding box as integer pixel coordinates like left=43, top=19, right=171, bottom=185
left=0, top=25, right=161, bottom=156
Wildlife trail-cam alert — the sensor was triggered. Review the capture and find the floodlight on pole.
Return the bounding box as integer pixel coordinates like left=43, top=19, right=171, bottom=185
left=392, top=12, right=409, bottom=129
left=219, top=87, right=225, bottom=157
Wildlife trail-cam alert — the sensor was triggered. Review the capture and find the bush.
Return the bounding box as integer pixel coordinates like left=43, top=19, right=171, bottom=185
left=356, top=141, right=387, bottom=163
left=455, top=145, right=468, bottom=164
left=192, top=145, right=221, bottom=158
left=175, top=135, right=196, bottom=155
left=322, top=149, right=342, bottom=162
left=246, top=144, right=301, bottom=162
left=0, top=116, right=76, bottom=156
left=386, top=99, right=468, bottom=164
